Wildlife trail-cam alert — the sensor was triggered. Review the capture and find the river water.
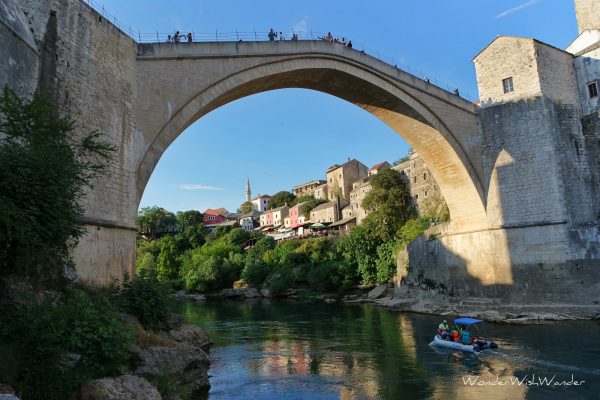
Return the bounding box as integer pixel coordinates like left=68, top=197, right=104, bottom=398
left=179, top=300, right=600, bottom=400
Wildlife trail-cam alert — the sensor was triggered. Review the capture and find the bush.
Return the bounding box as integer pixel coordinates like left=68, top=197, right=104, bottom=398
left=241, top=261, right=271, bottom=287
left=16, top=289, right=132, bottom=400
left=375, top=240, right=402, bottom=283
left=114, top=271, right=172, bottom=331
left=337, top=226, right=379, bottom=285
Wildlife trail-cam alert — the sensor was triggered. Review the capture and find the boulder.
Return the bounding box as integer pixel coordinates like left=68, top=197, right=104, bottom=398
left=167, top=324, right=212, bottom=351
left=243, top=288, right=260, bottom=298
left=367, top=284, right=388, bottom=299
left=75, top=375, right=161, bottom=400
left=134, top=343, right=210, bottom=395
left=260, top=289, right=272, bottom=298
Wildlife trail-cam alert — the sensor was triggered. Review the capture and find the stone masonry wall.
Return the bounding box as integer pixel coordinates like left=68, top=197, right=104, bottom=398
left=574, top=0, right=600, bottom=33
left=4, top=0, right=140, bottom=283
left=474, top=37, right=541, bottom=106
left=535, top=42, right=579, bottom=106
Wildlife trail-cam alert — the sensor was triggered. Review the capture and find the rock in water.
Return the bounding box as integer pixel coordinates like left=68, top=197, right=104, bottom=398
left=75, top=375, right=161, bottom=400
left=368, top=284, right=388, bottom=299
left=134, top=343, right=211, bottom=395
left=168, top=324, right=213, bottom=351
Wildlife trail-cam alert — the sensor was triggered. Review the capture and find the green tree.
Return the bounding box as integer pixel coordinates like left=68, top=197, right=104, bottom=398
left=362, top=168, right=414, bottom=241
left=238, top=201, right=255, bottom=214
left=175, top=210, right=205, bottom=249
left=268, top=191, right=296, bottom=209
left=157, top=235, right=179, bottom=282
left=0, top=87, right=114, bottom=281
left=337, top=226, right=379, bottom=286
left=137, top=206, right=177, bottom=238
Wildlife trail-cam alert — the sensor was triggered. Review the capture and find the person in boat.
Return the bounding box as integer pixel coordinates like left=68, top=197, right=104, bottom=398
left=459, top=325, right=473, bottom=345
left=438, top=320, right=450, bottom=339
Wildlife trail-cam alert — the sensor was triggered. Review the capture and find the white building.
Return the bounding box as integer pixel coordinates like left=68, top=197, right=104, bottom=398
left=251, top=194, right=271, bottom=212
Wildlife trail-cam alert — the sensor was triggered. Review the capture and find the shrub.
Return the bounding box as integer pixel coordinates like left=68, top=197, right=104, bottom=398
left=241, top=261, right=271, bottom=287
left=114, top=271, right=172, bottom=331
left=375, top=240, right=402, bottom=283
left=16, top=289, right=132, bottom=400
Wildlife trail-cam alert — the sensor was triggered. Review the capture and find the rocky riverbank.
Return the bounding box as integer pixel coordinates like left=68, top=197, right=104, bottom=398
left=178, top=284, right=600, bottom=324
left=71, top=314, right=212, bottom=400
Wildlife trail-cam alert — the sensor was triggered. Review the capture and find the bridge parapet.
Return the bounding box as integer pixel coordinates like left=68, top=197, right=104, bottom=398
left=137, top=40, right=478, bottom=113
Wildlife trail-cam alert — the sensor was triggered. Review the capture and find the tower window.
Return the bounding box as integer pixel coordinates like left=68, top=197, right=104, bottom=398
left=588, top=81, right=598, bottom=99
left=503, top=77, right=514, bottom=94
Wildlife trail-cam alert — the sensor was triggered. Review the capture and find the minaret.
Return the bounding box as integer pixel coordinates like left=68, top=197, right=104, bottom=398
left=245, top=177, right=251, bottom=202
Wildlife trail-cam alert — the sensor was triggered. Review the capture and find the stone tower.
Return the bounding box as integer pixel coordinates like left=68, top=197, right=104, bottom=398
left=574, top=0, right=600, bottom=33
left=245, top=177, right=251, bottom=202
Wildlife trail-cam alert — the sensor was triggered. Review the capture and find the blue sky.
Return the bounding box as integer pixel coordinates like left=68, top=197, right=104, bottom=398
left=96, top=0, right=578, bottom=213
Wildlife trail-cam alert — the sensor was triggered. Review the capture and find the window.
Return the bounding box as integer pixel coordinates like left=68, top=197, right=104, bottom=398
left=425, top=191, right=428, bottom=197
left=415, top=194, right=419, bottom=200
left=423, top=173, right=427, bottom=180
left=588, top=81, right=598, bottom=99
left=413, top=176, right=417, bottom=183
left=503, top=77, right=514, bottom=94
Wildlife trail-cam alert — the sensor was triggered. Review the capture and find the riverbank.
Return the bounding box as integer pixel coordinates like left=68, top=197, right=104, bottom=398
left=179, top=284, right=600, bottom=324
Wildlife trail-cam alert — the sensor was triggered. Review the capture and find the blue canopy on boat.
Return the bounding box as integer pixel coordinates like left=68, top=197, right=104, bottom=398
left=454, top=318, right=483, bottom=326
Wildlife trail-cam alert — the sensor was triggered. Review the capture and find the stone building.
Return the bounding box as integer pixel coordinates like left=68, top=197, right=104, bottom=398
left=347, top=155, right=445, bottom=224
left=310, top=200, right=348, bottom=224
left=326, top=159, right=368, bottom=201
left=392, top=152, right=445, bottom=217
left=292, top=180, right=326, bottom=197
left=471, top=0, right=600, bottom=229
left=313, top=183, right=328, bottom=200
left=270, top=205, right=289, bottom=227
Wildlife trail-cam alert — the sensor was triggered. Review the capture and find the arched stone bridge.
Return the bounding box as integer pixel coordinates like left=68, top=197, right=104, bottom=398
left=135, top=41, right=486, bottom=231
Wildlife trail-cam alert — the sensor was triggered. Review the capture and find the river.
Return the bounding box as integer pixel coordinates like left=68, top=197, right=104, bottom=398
left=179, top=300, right=600, bottom=399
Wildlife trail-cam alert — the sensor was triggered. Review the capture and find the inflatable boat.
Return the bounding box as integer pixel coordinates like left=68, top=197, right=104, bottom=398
left=430, top=317, right=499, bottom=353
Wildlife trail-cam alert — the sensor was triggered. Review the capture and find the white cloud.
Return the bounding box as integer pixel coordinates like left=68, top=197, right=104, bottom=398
left=179, top=184, right=224, bottom=191
left=293, top=17, right=308, bottom=35
left=495, top=0, right=542, bottom=19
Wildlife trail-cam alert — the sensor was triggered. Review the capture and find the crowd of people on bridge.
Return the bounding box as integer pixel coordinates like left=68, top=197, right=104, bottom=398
left=319, top=32, right=352, bottom=48
left=167, top=31, right=192, bottom=43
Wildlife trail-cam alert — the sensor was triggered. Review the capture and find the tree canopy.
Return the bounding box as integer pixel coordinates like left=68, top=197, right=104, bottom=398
left=137, top=206, right=177, bottom=238
left=268, top=191, right=296, bottom=209
left=238, top=201, right=255, bottom=214
left=361, top=168, right=415, bottom=241
left=0, top=87, right=114, bottom=280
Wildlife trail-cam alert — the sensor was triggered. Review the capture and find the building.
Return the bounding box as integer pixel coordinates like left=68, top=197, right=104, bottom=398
left=310, top=199, right=348, bottom=224
left=368, top=161, right=391, bottom=177
left=346, top=155, right=445, bottom=224
left=471, top=0, right=600, bottom=228
left=313, top=183, right=328, bottom=200
left=270, top=205, right=290, bottom=227
left=292, top=180, right=326, bottom=197
left=203, top=208, right=229, bottom=224
left=259, top=210, right=274, bottom=227
left=288, top=201, right=308, bottom=228
left=326, top=159, right=368, bottom=201
left=251, top=194, right=271, bottom=212
left=392, top=152, right=445, bottom=217
left=239, top=210, right=261, bottom=231
left=349, top=177, right=372, bottom=224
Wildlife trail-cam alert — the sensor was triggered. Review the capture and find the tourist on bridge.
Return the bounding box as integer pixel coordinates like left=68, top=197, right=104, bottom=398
left=325, top=32, right=333, bottom=42
left=174, top=31, right=181, bottom=43
left=346, top=40, right=352, bottom=48
left=268, top=28, right=277, bottom=41
left=454, top=88, right=460, bottom=96
left=291, top=33, right=298, bottom=41
left=167, top=34, right=172, bottom=43
left=187, top=33, right=192, bottom=43
left=279, top=32, right=284, bottom=40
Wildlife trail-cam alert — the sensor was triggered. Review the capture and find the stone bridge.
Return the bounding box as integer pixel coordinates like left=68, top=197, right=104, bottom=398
left=134, top=41, right=486, bottom=232
left=3, top=0, right=600, bottom=305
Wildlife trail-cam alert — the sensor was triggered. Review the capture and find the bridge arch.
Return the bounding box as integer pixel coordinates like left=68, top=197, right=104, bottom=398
left=135, top=43, right=486, bottom=230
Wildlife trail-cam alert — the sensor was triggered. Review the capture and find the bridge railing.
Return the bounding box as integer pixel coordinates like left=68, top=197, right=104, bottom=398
left=81, top=0, right=476, bottom=101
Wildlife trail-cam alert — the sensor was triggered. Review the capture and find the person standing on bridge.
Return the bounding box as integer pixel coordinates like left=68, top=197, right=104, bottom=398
left=454, top=88, right=460, bottom=96
left=187, top=33, right=192, bottom=43
left=268, top=29, right=277, bottom=41
left=347, top=40, right=352, bottom=48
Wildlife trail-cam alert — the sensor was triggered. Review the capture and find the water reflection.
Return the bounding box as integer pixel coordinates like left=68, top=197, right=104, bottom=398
left=180, top=300, right=600, bottom=400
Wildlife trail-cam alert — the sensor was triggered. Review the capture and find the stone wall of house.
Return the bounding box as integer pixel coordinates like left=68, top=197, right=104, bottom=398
left=392, top=152, right=445, bottom=217
left=573, top=46, right=600, bottom=116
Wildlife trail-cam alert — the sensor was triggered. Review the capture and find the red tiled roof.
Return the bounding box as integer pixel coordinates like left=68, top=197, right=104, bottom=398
left=253, top=194, right=271, bottom=200
left=203, top=207, right=229, bottom=216
left=369, top=161, right=387, bottom=172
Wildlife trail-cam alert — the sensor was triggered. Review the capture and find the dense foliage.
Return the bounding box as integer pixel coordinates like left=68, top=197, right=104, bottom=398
left=137, top=206, right=177, bottom=238
left=113, top=270, right=173, bottom=330
left=16, top=289, right=133, bottom=400
left=238, top=201, right=255, bottom=214
left=362, top=168, right=415, bottom=241
left=0, top=87, right=114, bottom=282
left=268, top=190, right=296, bottom=209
